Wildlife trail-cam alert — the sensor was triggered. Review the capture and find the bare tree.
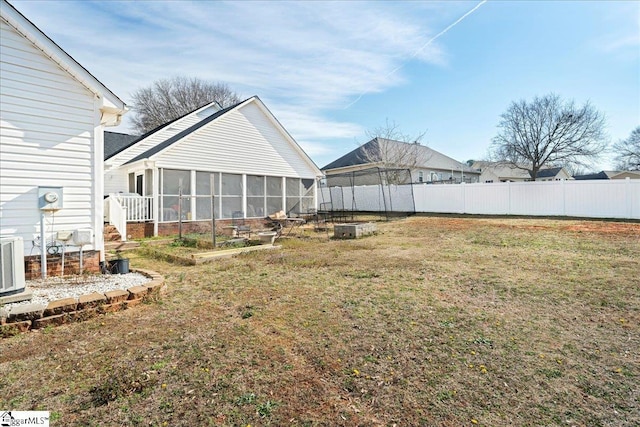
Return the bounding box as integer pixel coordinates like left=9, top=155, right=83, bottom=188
left=612, top=127, right=640, bottom=171
left=561, top=163, right=589, bottom=177
left=361, top=120, right=429, bottom=184
left=490, top=94, right=607, bottom=180
left=131, top=76, right=241, bottom=134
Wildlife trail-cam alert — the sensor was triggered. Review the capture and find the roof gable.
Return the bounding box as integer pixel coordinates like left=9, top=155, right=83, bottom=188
left=1, top=0, right=126, bottom=118
left=608, top=170, right=640, bottom=179
left=121, top=96, right=322, bottom=176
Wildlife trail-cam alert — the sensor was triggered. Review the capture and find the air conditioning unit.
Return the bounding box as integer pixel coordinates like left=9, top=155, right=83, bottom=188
left=0, top=236, right=26, bottom=296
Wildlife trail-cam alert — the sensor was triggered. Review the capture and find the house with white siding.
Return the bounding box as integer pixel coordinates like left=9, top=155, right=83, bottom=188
left=103, top=96, right=322, bottom=239
left=322, top=138, right=480, bottom=185
left=472, top=161, right=573, bottom=183
left=0, top=0, right=127, bottom=277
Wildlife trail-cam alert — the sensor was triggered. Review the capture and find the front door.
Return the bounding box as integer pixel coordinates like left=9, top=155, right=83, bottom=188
left=135, top=173, right=144, bottom=196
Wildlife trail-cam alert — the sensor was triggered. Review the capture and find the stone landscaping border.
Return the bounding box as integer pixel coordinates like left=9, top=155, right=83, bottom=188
left=0, top=269, right=164, bottom=337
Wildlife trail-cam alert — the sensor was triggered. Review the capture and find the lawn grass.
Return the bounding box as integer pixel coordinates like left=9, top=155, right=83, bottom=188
left=1, top=216, right=638, bottom=426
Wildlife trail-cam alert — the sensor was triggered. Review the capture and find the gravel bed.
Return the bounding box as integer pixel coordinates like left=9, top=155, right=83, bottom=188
left=2, top=273, right=152, bottom=311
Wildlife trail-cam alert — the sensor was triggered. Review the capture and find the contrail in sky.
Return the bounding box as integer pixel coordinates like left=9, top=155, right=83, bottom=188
left=344, top=0, right=488, bottom=110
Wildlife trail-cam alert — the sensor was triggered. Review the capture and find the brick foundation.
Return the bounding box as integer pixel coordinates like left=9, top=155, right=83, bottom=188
left=111, top=219, right=275, bottom=240
left=24, top=250, right=101, bottom=280
left=157, top=219, right=271, bottom=237
left=126, top=222, right=155, bottom=239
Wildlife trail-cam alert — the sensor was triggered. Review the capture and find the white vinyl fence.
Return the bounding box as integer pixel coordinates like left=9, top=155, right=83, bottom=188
left=320, top=179, right=640, bottom=219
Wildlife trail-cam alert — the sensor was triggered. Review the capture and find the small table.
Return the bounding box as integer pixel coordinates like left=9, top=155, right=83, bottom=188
left=269, top=217, right=306, bottom=237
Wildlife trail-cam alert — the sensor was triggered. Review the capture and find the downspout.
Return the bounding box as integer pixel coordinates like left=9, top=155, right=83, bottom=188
left=94, top=96, right=106, bottom=264
left=153, top=167, right=159, bottom=236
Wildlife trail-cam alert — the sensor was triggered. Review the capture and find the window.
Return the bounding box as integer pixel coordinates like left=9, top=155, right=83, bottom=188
left=156, top=170, right=309, bottom=221
left=266, top=176, right=282, bottom=215
left=246, top=175, right=265, bottom=217
left=286, top=178, right=300, bottom=213
left=195, top=171, right=217, bottom=220
left=221, top=173, right=242, bottom=219
left=301, top=179, right=315, bottom=213
left=418, top=171, right=424, bottom=183
left=286, top=178, right=315, bottom=215
left=161, top=169, right=191, bottom=221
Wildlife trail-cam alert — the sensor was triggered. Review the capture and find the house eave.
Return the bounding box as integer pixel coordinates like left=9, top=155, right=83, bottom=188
left=1, top=0, right=127, bottom=116
left=100, top=105, right=128, bottom=127
left=323, top=163, right=385, bottom=175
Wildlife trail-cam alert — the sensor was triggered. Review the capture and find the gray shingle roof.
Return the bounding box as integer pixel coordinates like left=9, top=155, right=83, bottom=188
left=534, top=167, right=563, bottom=178
left=104, top=131, right=139, bottom=160
left=322, top=140, right=374, bottom=170
left=322, top=138, right=477, bottom=173
left=573, top=171, right=609, bottom=180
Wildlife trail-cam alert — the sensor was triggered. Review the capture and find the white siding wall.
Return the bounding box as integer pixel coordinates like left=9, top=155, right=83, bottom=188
left=152, top=102, right=318, bottom=179
left=104, top=168, right=129, bottom=195
left=105, top=113, right=206, bottom=169
left=0, top=20, right=98, bottom=255
left=320, top=180, right=640, bottom=219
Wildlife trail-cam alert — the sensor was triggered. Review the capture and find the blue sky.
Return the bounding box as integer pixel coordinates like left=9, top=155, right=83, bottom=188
left=10, top=0, right=639, bottom=169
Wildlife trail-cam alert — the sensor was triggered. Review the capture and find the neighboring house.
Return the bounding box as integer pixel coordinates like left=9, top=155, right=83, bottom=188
left=0, top=0, right=127, bottom=276
left=573, top=171, right=610, bottom=180
left=322, top=138, right=479, bottom=185
left=471, top=161, right=531, bottom=183
left=472, top=162, right=573, bottom=182
left=606, top=170, right=640, bottom=180
left=104, top=96, right=322, bottom=238
left=534, top=167, right=573, bottom=181
left=573, top=170, right=640, bottom=180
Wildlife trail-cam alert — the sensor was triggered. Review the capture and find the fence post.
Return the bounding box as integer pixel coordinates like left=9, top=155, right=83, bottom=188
left=562, top=179, right=566, bottom=217
left=461, top=182, right=466, bottom=214
left=626, top=177, right=632, bottom=219
left=507, top=181, right=511, bottom=215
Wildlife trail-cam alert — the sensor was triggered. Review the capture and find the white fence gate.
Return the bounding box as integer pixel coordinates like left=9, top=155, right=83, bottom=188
left=320, top=179, right=640, bottom=219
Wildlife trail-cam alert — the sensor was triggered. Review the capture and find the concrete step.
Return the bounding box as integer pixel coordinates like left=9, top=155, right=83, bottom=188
left=103, top=225, right=122, bottom=242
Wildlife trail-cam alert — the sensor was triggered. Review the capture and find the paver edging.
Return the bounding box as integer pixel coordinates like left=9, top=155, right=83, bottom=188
left=1, top=268, right=165, bottom=337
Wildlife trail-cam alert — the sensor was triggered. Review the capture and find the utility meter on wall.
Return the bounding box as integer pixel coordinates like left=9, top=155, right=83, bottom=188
left=38, top=186, right=63, bottom=211
left=44, top=192, right=58, bottom=203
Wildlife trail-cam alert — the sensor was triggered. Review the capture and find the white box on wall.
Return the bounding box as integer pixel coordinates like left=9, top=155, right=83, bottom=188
left=73, top=229, right=92, bottom=245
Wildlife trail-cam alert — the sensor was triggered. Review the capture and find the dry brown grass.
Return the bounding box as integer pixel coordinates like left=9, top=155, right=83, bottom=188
left=1, top=216, right=638, bottom=426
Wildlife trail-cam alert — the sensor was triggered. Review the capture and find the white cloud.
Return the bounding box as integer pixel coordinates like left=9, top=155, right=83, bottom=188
left=10, top=0, right=476, bottom=158
left=601, top=34, right=640, bottom=53
left=272, top=106, right=364, bottom=141
left=594, top=2, right=640, bottom=56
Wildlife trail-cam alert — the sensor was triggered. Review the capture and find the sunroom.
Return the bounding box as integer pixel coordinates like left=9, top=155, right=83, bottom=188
left=104, top=96, right=322, bottom=240
left=157, top=169, right=315, bottom=222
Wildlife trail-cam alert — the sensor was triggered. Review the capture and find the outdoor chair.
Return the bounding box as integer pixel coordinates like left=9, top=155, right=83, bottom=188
left=232, top=211, right=252, bottom=238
